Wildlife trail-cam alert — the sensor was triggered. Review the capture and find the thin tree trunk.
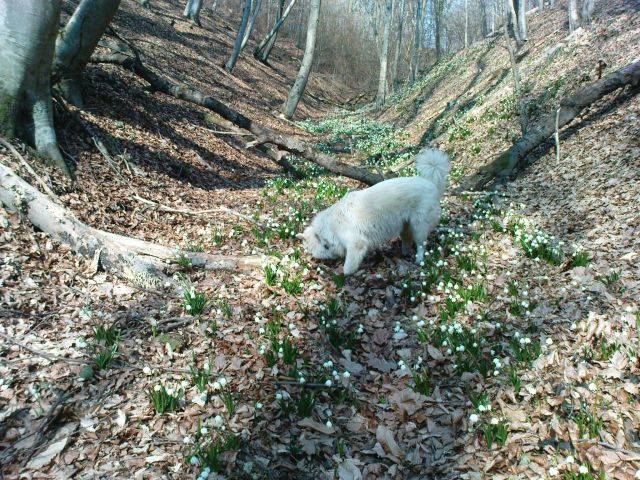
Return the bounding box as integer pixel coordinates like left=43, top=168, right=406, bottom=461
left=241, top=0, right=263, bottom=51
left=503, top=19, right=527, bottom=135
left=568, top=0, right=579, bottom=32
left=53, top=0, right=122, bottom=107
left=183, top=0, right=203, bottom=25
left=0, top=0, right=71, bottom=177
left=255, top=0, right=297, bottom=62
left=461, top=60, right=640, bottom=191
left=225, top=0, right=252, bottom=72
left=282, top=0, right=321, bottom=119
left=375, top=0, right=393, bottom=107
left=581, top=0, right=594, bottom=24
left=391, top=0, right=405, bottom=92
left=93, top=48, right=385, bottom=185
left=464, top=0, right=469, bottom=48
left=515, top=0, right=526, bottom=40
left=480, top=0, right=489, bottom=37
left=0, top=163, right=262, bottom=286
left=434, top=0, right=445, bottom=60
left=410, top=0, right=423, bottom=84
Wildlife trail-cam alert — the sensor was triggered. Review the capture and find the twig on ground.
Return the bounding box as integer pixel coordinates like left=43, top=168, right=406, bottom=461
left=555, top=106, right=561, bottom=165
left=0, top=332, right=87, bottom=365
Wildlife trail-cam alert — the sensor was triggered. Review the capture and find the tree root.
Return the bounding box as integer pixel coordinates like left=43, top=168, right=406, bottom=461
left=0, top=163, right=263, bottom=286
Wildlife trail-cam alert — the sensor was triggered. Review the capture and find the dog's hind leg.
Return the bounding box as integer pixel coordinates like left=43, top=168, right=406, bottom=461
left=400, top=223, right=413, bottom=256
left=343, top=241, right=367, bottom=275
left=410, top=218, right=438, bottom=264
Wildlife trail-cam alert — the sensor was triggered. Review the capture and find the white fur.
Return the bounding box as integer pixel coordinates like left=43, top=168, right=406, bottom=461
left=301, top=148, right=450, bottom=275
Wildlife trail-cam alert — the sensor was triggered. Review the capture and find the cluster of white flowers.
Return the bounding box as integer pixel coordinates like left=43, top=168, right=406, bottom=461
left=211, top=377, right=228, bottom=391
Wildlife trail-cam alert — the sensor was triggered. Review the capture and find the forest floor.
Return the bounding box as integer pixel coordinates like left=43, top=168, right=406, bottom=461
left=1, top=0, right=640, bottom=479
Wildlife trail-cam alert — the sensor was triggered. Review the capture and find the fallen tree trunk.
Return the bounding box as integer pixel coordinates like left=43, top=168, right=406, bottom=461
left=91, top=46, right=385, bottom=186
left=461, top=59, right=640, bottom=191
left=0, top=162, right=262, bottom=287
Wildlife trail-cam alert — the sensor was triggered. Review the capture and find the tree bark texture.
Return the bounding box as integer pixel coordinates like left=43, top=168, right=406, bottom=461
left=505, top=0, right=524, bottom=47
left=434, top=0, right=445, bottom=60
left=568, top=0, right=579, bottom=33
left=53, top=0, right=122, bottom=107
left=375, top=0, right=393, bottom=107
left=515, top=0, right=526, bottom=40
left=282, top=0, right=321, bottom=119
left=461, top=60, right=640, bottom=191
left=0, top=0, right=71, bottom=177
left=409, top=0, right=423, bottom=84
left=391, top=0, right=405, bottom=92
left=183, top=0, right=203, bottom=25
left=0, top=163, right=262, bottom=286
left=241, top=0, right=263, bottom=51
left=93, top=49, right=385, bottom=185
left=225, top=0, right=251, bottom=72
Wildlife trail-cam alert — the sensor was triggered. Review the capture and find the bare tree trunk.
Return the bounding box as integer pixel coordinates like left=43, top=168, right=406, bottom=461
left=581, top=0, right=595, bottom=24
left=480, top=0, right=489, bottom=37
left=503, top=19, right=527, bottom=135
left=461, top=60, right=640, bottom=191
left=225, top=0, right=251, bottom=73
left=568, top=0, right=579, bottom=33
left=464, top=0, right=469, bottom=48
left=0, top=163, right=262, bottom=286
left=241, top=0, right=263, bottom=51
left=505, top=0, right=524, bottom=47
left=183, top=0, right=203, bottom=25
left=409, top=0, right=423, bottom=84
left=434, top=0, right=445, bottom=60
left=282, top=0, right=321, bottom=119
left=255, top=0, right=298, bottom=62
left=375, top=0, right=393, bottom=107
left=391, top=0, right=405, bottom=92
left=515, top=0, right=526, bottom=40
left=53, top=0, right=122, bottom=107
left=0, top=0, right=71, bottom=177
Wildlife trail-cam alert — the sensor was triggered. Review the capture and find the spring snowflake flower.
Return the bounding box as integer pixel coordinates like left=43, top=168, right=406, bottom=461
left=275, top=392, right=283, bottom=400
left=325, top=379, right=332, bottom=387
left=200, top=427, right=208, bottom=435
left=588, top=383, right=597, bottom=392
left=469, top=413, right=479, bottom=424
left=190, top=456, right=199, bottom=465
left=634, top=469, right=640, bottom=479
left=154, top=384, right=162, bottom=392
left=143, top=366, right=152, bottom=375
left=478, top=405, right=486, bottom=412
left=548, top=467, right=558, bottom=476
left=185, top=304, right=192, bottom=311
left=490, top=417, right=499, bottom=425
left=214, top=415, right=223, bottom=426
left=326, top=420, right=333, bottom=428
left=255, top=402, right=263, bottom=409
left=299, top=377, right=306, bottom=384
left=565, top=455, right=575, bottom=464
left=183, top=436, right=192, bottom=444
left=212, top=381, right=221, bottom=390
left=578, top=465, right=588, bottom=474
left=219, top=377, right=227, bottom=387
left=343, top=371, right=351, bottom=379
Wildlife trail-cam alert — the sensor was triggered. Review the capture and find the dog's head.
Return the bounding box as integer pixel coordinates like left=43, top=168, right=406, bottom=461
left=299, top=216, right=343, bottom=260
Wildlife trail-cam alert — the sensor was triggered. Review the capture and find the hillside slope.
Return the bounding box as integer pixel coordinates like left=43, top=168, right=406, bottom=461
left=1, top=1, right=639, bottom=479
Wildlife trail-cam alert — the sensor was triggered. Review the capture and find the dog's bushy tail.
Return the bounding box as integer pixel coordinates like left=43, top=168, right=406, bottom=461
left=415, top=148, right=450, bottom=196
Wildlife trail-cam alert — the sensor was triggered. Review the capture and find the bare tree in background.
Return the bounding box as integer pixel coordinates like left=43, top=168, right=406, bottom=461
left=434, top=0, right=446, bottom=60
left=53, top=0, right=122, bottom=107
left=505, top=0, right=524, bottom=47
left=514, top=0, right=526, bottom=40
left=241, top=0, right=263, bottom=51
left=282, top=0, right=321, bottom=118
left=225, top=0, right=252, bottom=72
left=375, top=0, right=393, bottom=107
left=254, top=0, right=299, bottom=62
left=569, top=0, right=594, bottom=33
left=409, top=0, right=424, bottom=84
left=391, top=0, right=406, bottom=92
left=183, top=0, right=203, bottom=25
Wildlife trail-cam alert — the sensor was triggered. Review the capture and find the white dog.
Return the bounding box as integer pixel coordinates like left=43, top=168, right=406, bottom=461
left=300, top=148, right=449, bottom=275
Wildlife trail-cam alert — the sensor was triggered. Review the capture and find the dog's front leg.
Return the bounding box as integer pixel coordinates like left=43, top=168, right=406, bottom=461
left=343, top=242, right=367, bottom=275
